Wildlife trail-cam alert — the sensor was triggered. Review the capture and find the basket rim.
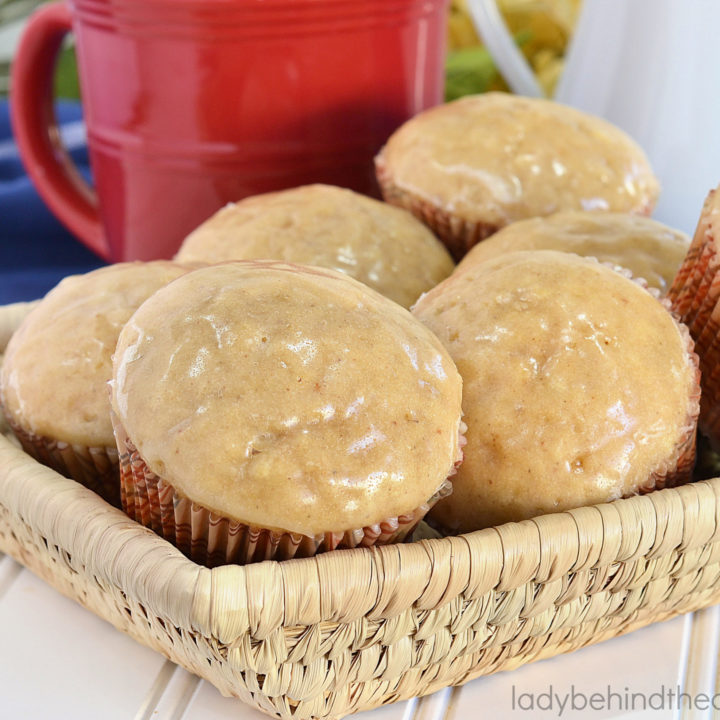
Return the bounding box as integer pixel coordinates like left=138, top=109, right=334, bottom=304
left=4, top=419, right=720, bottom=644
left=2, top=300, right=720, bottom=646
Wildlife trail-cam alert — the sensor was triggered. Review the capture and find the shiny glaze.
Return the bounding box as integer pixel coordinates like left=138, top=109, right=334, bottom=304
left=377, top=93, right=660, bottom=229
left=12, top=0, right=449, bottom=261
left=112, top=261, right=463, bottom=536
left=456, top=211, right=689, bottom=295
left=0, top=262, right=189, bottom=446
left=414, top=250, right=697, bottom=532
left=175, top=184, right=455, bottom=309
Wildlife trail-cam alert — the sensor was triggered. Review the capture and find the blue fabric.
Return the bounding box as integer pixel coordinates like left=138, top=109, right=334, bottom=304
left=0, top=99, right=105, bottom=304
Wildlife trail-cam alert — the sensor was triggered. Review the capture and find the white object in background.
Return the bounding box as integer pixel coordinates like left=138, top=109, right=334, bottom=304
left=466, top=0, right=720, bottom=235
left=0, top=18, right=25, bottom=63
left=464, top=0, right=543, bottom=97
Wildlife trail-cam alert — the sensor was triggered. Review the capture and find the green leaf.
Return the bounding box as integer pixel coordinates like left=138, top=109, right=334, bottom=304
left=445, top=46, right=499, bottom=102
left=444, top=30, right=531, bottom=102
left=53, top=42, right=80, bottom=100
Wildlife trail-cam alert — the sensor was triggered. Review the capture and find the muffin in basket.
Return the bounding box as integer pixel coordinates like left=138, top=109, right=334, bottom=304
left=110, top=261, right=464, bottom=566
left=669, top=184, right=720, bottom=444
left=375, top=93, right=660, bottom=260
left=413, top=250, right=700, bottom=533
left=0, top=261, right=190, bottom=505
left=455, top=211, right=689, bottom=295
left=174, top=184, right=454, bottom=309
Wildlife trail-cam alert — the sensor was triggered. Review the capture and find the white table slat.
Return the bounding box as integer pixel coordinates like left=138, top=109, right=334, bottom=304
left=355, top=696, right=417, bottom=720
left=0, top=568, right=169, bottom=720
left=0, top=553, right=22, bottom=600
left=680, top=605, right=720, bottom=720
left=148, top=666, right=200, bottom=720
left=413, top=686, right=453, bottom=720
left=134, top=661, right=177, bottom=720
left=179, top=679, right=263, bottom=720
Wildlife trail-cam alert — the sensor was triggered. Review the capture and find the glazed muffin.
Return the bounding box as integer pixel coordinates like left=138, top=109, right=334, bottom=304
left=175, top=184, right=454, bottom=309
left=110, top=261, right=464, bottom=565
left=376, top=93, right=660, bottom=260
left=669, top=184, right=720, bottom=444
left=413, top=250, right=699, bottom=532
left=455, top=211, right=689, bottom=295
left=0, top=261, right=190, bottom=505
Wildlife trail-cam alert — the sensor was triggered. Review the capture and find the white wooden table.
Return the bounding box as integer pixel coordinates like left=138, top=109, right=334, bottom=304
left=2, top=552, right=719, bottom=720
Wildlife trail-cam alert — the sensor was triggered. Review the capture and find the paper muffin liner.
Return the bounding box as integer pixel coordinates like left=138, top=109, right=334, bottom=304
left=5, top=415, right=120, bottom=506
left=668, top=189, right=720, bottom=445
left=113, top=416, right=464, bottom=567
left=668, top=190, right=719, bottom=322
left=375, top=156, right=655, bottom=263
left=375, top=155, right=499, bottom=262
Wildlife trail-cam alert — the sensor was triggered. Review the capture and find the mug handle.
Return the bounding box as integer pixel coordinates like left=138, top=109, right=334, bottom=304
left=465, top=0, right=545, bottom=97
left=10, top=1, right=107, bottom=259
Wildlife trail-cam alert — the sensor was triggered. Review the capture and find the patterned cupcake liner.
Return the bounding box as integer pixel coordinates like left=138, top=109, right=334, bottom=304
left=375, top=156, right=498, bottom=262
left=669, top=190, right=719, bottom=322
left=113, top=416, right=463, bottom=567
left=669, top=188, right=720, bottom=445
left=4, top=415, right=120, bottom=506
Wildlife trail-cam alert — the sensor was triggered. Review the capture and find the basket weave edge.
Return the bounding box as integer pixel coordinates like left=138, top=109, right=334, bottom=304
left=4, top=427, right=720, bottom=639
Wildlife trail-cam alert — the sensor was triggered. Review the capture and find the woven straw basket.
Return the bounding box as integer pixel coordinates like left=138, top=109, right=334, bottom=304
left=2, top=301, right=720, bottom=719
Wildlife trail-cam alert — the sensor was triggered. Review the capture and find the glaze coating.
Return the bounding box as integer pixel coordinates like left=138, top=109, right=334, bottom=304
left=456, top=211, right=688, bottom=295
left=0, top=261, right=189, bottom=446
left=111, top=261, right=464, bottom=536
left=176, top=184, right=454, bottom=309
left=376, top=93, right=659, bottom=231
left=414, top=250, right=698, bottom=531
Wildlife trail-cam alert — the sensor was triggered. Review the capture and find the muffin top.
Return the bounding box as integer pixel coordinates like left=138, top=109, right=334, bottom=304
left=175, top=184, right=454, bottom=309
left=111, top=261, right=463, bottom=536
left=456, top=211, right=689, bottom=294
left=0, top=261, right=189, bottom=447
left=413, top=250, right=698, bottom=532
left=376, top=93, right=659, bottom=229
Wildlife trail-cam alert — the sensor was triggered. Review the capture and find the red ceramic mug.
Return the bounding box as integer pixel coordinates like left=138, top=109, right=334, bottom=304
left=11, top=0, right=448, bottom=262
